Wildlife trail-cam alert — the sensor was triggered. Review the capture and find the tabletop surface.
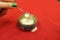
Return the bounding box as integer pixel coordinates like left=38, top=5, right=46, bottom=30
left=0, top=0, right=60, bottom=40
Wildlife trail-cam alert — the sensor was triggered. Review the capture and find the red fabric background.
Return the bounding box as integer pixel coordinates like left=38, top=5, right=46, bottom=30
left=0, top=0, right=60, bottom=40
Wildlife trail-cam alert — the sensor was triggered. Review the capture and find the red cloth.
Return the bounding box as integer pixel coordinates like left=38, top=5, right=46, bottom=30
left=0, top=0, right=60, bottom=40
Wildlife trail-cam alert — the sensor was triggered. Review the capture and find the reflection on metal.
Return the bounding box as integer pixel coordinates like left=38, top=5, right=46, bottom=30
left=18, top=12, right=37, bottom=32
